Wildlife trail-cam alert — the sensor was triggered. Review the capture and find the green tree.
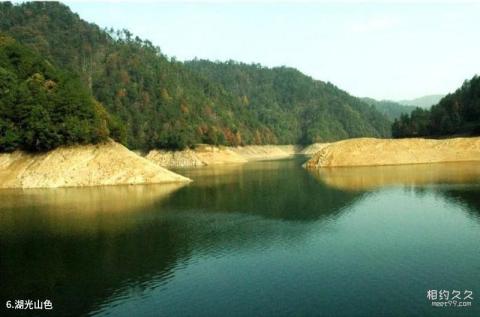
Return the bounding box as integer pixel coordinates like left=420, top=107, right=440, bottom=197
left=0, top=34, right=122, bottom=152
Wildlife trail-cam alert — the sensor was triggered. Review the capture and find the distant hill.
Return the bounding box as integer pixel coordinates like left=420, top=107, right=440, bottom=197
left=362, top=98, right=416, bottom=121
left=398, top=94, right=445, bottom=109
left=392, top=76, right=480, bottom=138
left=0, top=2, right=391, bottom=150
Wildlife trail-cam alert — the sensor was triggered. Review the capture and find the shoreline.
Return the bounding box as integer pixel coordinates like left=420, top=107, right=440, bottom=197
left=3, top=137, right=480, bottom=189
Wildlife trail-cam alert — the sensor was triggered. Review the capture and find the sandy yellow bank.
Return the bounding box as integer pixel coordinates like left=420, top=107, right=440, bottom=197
left=0, top=141, right=191, bottom=189
left=305, top=137, right=480, bottom=168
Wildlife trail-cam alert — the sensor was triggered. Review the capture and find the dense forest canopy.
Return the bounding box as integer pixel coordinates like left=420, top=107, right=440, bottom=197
left=0, top=35, right=124, bottom=152
left=185, top=60, right=392, bottom=144
left=392, top=75, right=480, bottom=138
left=1, top=1, right=392, bottom=151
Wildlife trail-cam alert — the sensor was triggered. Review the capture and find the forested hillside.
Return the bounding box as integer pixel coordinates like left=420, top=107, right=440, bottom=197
left=0, top=35, right=123, bottom=152
left=362, top=98, right=416, bottom=121
left=0, top=2, right=391, bottom=151
left=186, top=60, right=391, bottom=143
left=392, top=76, right=480, bottom=138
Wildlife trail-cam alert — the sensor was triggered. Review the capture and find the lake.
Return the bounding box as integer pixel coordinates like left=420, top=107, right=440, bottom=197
left=1, top=157, right=479, bottom=316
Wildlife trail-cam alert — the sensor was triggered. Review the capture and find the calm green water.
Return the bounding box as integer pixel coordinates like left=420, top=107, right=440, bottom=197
left=1, top=158, right=479, bottom=316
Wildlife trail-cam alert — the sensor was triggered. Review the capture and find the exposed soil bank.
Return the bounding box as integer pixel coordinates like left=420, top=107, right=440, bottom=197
left=305, top=137, right=480, bottom=168
left=228, top=145, right=303, bottom=161
left=147, top=144, right=309, bottom=168
left=146, top=149, right=207, bottom=168
left=0, top=141, right=191, bottom=189
left=146, top=145, right=247, bottom=168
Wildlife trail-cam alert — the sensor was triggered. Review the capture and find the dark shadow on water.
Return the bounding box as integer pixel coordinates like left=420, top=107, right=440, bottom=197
left=434, top=186, right=480, bottom=221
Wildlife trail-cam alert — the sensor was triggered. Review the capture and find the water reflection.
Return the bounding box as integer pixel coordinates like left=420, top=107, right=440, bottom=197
left=309, top=162, right=480, bottom=191
left=169, top=158, right=367, bottom=221
left=0, top=183, right=191, bottom=316
left=1, top=159, right=479, bottom=316
left=0, top=183, right=188, bottom=236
